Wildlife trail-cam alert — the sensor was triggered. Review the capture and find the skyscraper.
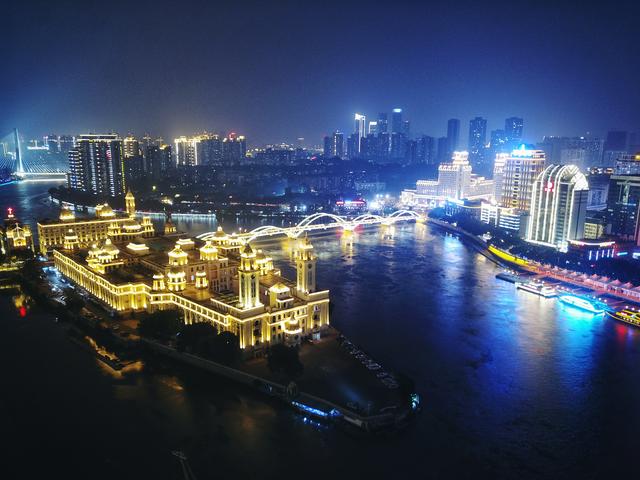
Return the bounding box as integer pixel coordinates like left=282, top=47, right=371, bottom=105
left=377, top=113, right=388, bottom=133
left=500, top=146, right=546, bottom=212
left=607, top=173, right=640, bottom=245
left=527, top=164, right=589, bottom=247
left=174, top=136, right=200, bottom=166
left=416, top=135, right=435, bottom=165
left=468, top=116, right=487, bottom=171
left=447, top=119, right=460, bottom=156
left=123, top=136, right=140, bottom=158
left=505, top=117, right=524, bottom=147
left=323, top=131, right=344, bottom=158
left=391, top=108, right=403, bottom=133
left=368, top=121, right=378, bottom=135
left=492, top=153, right=509, bottom=205
left=222, top=133, right=247, bottom=164
left=354, top=113, right=366, bottom=153
left=68, top=134, right=125, bottom=197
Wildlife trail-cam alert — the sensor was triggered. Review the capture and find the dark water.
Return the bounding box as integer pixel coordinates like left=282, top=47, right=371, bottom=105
left=2, top=181, right=640, bottom=479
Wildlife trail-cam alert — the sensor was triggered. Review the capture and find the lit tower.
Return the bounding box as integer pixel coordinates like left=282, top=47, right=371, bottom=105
left=295, top=235, right=316, bottom=295
left=238, top=243, right=261, bottom=309
left=125, top=190, right=136, bottom=217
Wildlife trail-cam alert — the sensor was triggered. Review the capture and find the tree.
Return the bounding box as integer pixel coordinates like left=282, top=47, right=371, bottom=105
left=63, top=287, right=85, bottom=314
left=138, top=309, right=184, bottom=339
left=267, top=344, right=303, bottom=378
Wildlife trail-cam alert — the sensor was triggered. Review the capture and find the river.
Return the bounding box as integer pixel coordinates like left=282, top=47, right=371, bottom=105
left=1, top=181, right=639, bottom=479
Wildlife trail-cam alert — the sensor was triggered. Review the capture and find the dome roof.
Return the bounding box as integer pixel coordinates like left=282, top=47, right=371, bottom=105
left=242, top=243, right=254, bottom=255
left=256, top=249, right=266, bottom=260
left=59, top=207, right=75, bottom=221
left=200, top=240, right=218, bottom=253
left=214, top=226, right=227, bottom=238
left=102, top=238, right=119, bottom=253
left=152, top=272, right=165, bottom=279
left=269, top=282, right=290, bottom=293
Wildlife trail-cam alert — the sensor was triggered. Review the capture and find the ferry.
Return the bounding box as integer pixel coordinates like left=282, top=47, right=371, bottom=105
left=496, top=270, right=521, bottom=284
left=516, top=280, right=557, bottom=298
left=558, top=294, right=605, bottom=314
left=607, top=309, right=640, bottom=328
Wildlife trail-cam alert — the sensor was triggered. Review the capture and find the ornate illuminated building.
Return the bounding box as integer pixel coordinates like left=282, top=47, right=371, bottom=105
left=526, top=164, right=589, bottom=248
left=2, top=208, right=34, bottom=255
left=500, top=146, right=546, bottom=212
left=52, top=218, right=330, bottom=349
left=37, top=191, right=154, bottom=254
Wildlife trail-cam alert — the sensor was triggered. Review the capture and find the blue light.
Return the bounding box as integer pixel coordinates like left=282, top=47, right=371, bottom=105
left=291, top=401, right=329, bottom=418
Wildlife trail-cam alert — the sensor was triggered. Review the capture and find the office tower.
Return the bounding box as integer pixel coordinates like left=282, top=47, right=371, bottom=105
left=446, top=119, right=460, bottom=156
left=492, top=153, right=509, bottom=205
left=505, top=117, right=524, bottom=146
left=323, top=135, right=332, bottom=158
left=437, top=152, right=473, bottom=200
left=500, top=146, right=546, bottom=211
left=391, top=108, right=403, bottom=133
left=468, top=116, right=487, bottom=171
left=346, top=133, right=359, bottom=159
left=222, top=133, right=247, bottom=164
left=436, top=136, right=449, bottom=164
left=607, top=174, right=640, bottom=245
left=123, top=136, right=140, bottom=158
left=587, top=171, right=611, bottom=210
left=354, top=113, right=366, bottom=153
left=377, top=113, right=388, bottom=133
left=526, top=165, right=589, bottom=247
left=603, top=130, right=629, bottom=166
left=368, top=121, right=378, bottom=135
left=416, top=135, right=435, bottom=165
left=490, top=129, right=508, bottom=155
left=67, top=134, right=125, bottom=197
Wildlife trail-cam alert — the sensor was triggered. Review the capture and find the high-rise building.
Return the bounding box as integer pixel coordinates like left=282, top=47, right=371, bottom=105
left=201, top=135, right=223, bottom=165
left=145, top=144, right=173, bottom=180
left=67, top=134, right=126, bottom=197
left=416, top=135, right=435, bottom=165
left=123, top=136, right=140, bottom=158
left=354, top=113, right=366, bottom=153
left=505, top=117, right=524, bottom=146
left=492, top=153, right=509, bottom=205
left=402, top=120, right=411, bottom=138
left=607, top=174, right=640, bottom=245
left=526, top=164, right=589, bottom=247
left=346, top=133, right=359, bottom=159
left=447, top=119, right=460, bottom=156
left=468, top=116, right=487, bottom=171
left=500, top=146, right=546, bottom=212
left=436, top=136, right=449, bottom=164
left=614, top=153, right=640, bottom=175
left=377, top=113, right=388, bottom=133
left=368, top=121, right=378, bottom=135
left=391, top=108, right=403, bottom=133
left=174, top=136, right=200, bottom=166
left=323, top=135, right=332, bottom=158
left=603, top=130, right=629, bottom=166
left=222, top=133, right=247, bottom=164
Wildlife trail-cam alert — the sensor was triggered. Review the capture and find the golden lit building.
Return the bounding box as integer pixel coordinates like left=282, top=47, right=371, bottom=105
left=37, top=192, right=154, bottom=254
left=53, top=229, right=330, bottom=349
left=2, top=207, right=34, bottom=255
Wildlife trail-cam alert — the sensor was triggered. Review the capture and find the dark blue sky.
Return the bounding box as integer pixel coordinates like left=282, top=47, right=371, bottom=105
left=5, top=0, right=640, bottom=146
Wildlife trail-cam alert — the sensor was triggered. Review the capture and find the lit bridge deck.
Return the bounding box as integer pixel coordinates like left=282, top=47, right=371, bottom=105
left=197, top=210, right=424, bottom=243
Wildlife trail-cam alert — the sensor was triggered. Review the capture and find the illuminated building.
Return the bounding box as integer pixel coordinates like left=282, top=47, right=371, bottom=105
left=354, top=113, right=366, bottom=153
left=37, top=192, right=154, bottom=254
left=606, top=173, right=640, bottom=245
left=468, top=117, right=487, bottom=171
left=567, top=239, right=616, bottom=262
left=500, top=146, right=546, bottom=212
left=400, top=151, right=495, bottom=208
left=222, top=133, right=247, bottom=164
left=67, top=134, right=126, bottom=196
left=174, top=135, right=202, bottom=166
left=480, top=203, right=522, bottom=232
left=2, top=208, right=34, bottom=254
left=526, top=164, right=589, bottom=248
left=52, top=228, right=330, bottom=349
left=505, top=117, right=524, bottom=147
left=492, top=153, right=509, bottom=205
left=614, top=153, right=640, bottom=175
left=323, top=131, right=344, bottom=159
left=123, top=135, right=140, bottom=158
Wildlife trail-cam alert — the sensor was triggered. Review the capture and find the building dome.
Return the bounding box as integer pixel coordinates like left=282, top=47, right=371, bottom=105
left=102, top=238, right=119, bottom=253
left=59, top=207, right=75, bottom=222
left=96, top=203, right=115, bottom=218
left=269, top=282, right=290, bottom=294
left=123, top=218, right=142, bottom=231
left=256, top=249, right=266, bottom=260
left=153, top=272, right=165, bottom=279
left=88, top=243, right=101, bottom=257
left=214, top=226, right=227, bottom=238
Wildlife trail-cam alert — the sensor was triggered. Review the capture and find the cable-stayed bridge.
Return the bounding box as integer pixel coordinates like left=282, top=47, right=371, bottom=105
left=197, top=210, right=424, bottom=243
left=1, top=129, right=68, bottom=181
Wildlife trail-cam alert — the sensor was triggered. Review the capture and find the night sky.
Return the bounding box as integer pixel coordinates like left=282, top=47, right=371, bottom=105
left=5, top=0, right=640, bottom=146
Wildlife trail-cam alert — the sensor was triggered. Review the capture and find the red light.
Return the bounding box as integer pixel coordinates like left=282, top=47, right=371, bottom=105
left=7, top=207, right=13, bottom=215
left=18, top=306, right=26, bottom=318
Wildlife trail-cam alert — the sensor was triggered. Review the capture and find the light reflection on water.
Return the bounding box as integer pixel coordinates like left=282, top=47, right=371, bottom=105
left=2, top=181, right=640, bottom=478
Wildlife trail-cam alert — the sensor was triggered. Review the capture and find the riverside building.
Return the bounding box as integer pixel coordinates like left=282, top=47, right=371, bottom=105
left=50, top=204, right=330, bottom=349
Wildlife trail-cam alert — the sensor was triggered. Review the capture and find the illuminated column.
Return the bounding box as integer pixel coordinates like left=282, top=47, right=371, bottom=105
left=152, top=273, right=166, bottom=291
left=125, top=190, right=136, bottom=217
left=195, top=270, right=208, bottom=289
left=295, top=235, right=316, bottom=294
left=167, top=267, right=186, bottom=291
left=238, top=243, right=261, bottom=309
left=63, top=228, right=79, bottom=251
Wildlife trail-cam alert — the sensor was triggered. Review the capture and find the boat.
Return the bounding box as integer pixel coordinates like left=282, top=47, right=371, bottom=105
left=516, top=280, right=557, bottom=298
left=496, top=270, right=521, bottom=284
left=607, top=309, right=640, bottom=328
left=558, top=294, right=605, bottom=314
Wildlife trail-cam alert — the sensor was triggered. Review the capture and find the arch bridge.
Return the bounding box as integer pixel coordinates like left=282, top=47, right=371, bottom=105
left=197, top=210, right=423, bottom=243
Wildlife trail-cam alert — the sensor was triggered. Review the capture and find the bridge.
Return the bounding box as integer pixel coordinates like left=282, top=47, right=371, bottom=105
left=197, top=210, right=424, bottom=243
left=1, top=128, right=68, bottom=180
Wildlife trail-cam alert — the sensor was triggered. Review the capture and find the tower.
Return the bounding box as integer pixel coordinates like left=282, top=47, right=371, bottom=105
left=125, top=190, right=136, bottom=217
left=238, top=243, right=261, bottom=309
left=295, top=235, right=316, bottom=295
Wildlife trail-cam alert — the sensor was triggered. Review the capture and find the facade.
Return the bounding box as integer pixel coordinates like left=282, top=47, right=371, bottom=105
left=2, top=208, right=34, bottom=255
left=52, top=227, right=330, bottom=350
left=526, top=164, right=589, bottom=248
left=500, top=146, right=546, bottom=212
left=37, top=192, right=154, bottom=254
left=614, top=153, right=640, bottom=175
left=607, top=174, right=640, bottom=245
left=67, top=134, right=126, bottom=197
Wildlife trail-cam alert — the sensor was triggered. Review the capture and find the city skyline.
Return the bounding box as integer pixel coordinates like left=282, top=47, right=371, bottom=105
left=5, top=0, right=640, bottom=145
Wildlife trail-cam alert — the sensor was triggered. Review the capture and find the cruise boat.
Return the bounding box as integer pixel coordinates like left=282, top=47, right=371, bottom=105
left=607, top=309, right=640, bottom=328
left=558, top=294, right=605, bottom=314
left=516, top=280, right=557, bottom=298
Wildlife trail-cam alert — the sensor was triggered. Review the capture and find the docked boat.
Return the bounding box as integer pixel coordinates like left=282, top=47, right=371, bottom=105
left=607, top=309, right=640, bottom=328
left=558, top=294, right=605, bottom=314
left=516, top=280, right=557, bottom=298
left=496, top=271, right=521, bottom=284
